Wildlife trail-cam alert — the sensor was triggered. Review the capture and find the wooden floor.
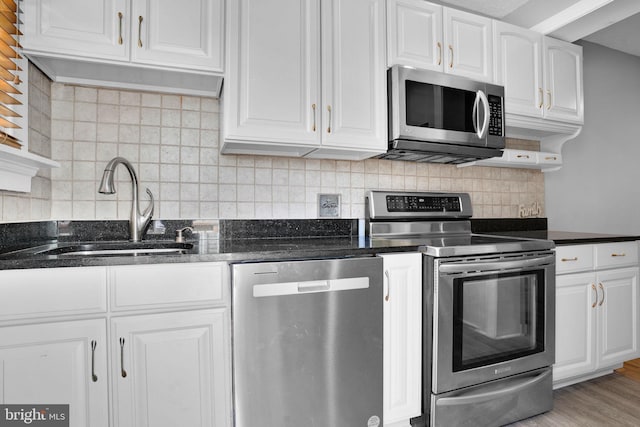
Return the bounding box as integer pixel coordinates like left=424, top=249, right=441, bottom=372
left=507, top=360, right=640, bottom=426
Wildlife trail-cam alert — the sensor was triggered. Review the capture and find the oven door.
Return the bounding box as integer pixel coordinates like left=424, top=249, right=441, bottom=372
left=432, top=252, right=555, bottom=394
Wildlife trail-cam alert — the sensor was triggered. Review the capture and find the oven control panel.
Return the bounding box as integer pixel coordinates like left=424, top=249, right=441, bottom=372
left=386, top=195, right=461, bottom=212
left=366, top=190, right=472, bottom=219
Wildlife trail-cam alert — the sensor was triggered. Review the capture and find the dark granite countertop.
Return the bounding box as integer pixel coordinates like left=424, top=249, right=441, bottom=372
left=0, top=237, right=422, bottom=271
left=0, top=219, right=421, bottom=271
left=2, top=218, right=639, bottom=271
left=471, top=218, right=640, bottom=246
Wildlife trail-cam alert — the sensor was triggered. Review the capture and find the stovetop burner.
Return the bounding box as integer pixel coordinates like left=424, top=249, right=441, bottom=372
left=365, top=190, right=554, bottom=256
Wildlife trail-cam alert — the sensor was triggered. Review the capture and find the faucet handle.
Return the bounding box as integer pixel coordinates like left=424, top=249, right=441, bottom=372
left=176, top=226, right=194, bottom=243
left=143, top=188, right=154, bottom=218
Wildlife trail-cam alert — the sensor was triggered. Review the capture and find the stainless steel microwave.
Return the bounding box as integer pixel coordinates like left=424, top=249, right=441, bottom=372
left=380, top=65, right=505, bottom=164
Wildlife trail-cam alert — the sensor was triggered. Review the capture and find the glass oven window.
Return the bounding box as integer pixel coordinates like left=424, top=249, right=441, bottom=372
left=452, top=269, right=545, bottom=372
left=405, top=80, right=476, bottom=132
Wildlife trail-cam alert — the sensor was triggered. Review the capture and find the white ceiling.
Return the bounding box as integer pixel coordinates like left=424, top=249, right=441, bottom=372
left=433, top=0, right=640, bottom=57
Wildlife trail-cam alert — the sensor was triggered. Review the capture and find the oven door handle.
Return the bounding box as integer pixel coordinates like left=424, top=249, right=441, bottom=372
left=438, top=254, right=555, bottom=274
left=437, top=369, right=551, bottom=406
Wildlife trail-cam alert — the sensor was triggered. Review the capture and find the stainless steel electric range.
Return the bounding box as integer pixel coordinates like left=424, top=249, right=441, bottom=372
left=366, top=190, right=556, bottom=427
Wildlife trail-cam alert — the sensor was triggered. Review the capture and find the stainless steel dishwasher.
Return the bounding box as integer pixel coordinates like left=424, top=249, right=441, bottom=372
left=232, top=257, right=383, bottom=427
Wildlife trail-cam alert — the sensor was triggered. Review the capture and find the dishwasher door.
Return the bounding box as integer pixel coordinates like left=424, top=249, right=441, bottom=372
left=232, top=257, right=383, bottom=427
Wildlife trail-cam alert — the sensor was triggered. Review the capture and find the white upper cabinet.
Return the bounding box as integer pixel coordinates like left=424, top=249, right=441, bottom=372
left=23, top=0, right=129, bottom=61
left=387, top=0, right=493, bottom=83
left=443, top=7, right=493, bottom=82
left=494, top=21, right=543, bottom=118
left=24, top=0, right=223, bottom=72
left=223, top=0, right=387, bottom=160
left=494, top=21, right=583, bottom=125
left=543, top=37, right=584, bottom=124
left=22, top=0, right=224, bottom=96
left=386, top=0, right=443, bottom=71
left=223, top=0, right=321, bottom=156
left=313, top=0, right=387, bottom=158
left=131, top=0, right=224, bottom=72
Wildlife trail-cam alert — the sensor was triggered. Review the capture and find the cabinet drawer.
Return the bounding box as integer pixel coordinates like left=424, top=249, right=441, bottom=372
left=0, top=267, right=108, bottom=321
left=110, top=262, right=227, bottom=311
left=595, top=242, right=638, bottom=269
left=556, top=245, right=593, bottom=274
left=506, top=150, right=536, bottom=164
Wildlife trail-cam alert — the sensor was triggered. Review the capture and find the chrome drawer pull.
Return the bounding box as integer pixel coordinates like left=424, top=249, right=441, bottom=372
left=119, top=337, right=128, bottom=378
left=561, top=257, right=578, bottom=262
left=91, top=340, right=98, bottom=382
left=611, top=253, right=626, bottom=257
left=384, top=270, right=391, bottom=302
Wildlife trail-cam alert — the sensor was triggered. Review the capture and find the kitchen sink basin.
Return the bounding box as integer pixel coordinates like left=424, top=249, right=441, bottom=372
left=0, top=241, right=195, bottom=259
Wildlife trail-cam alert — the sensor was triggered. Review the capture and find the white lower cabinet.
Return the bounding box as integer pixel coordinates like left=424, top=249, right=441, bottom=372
left=379, top=252, right=422, bottom=426
left=554, top=242, right=639, bottom=387
left=112, top=309, right=230, bottom=427
left=0, top=262, right=231, bottom=427
left=0, top=319, right=109, bottom=427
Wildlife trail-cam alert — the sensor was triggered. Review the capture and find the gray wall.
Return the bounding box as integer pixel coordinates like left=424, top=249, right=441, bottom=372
left=545, top=41, right=640, bottom=234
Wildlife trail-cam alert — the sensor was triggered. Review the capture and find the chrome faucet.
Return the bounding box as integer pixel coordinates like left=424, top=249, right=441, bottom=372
left=99, top=157, right=154, bottom=242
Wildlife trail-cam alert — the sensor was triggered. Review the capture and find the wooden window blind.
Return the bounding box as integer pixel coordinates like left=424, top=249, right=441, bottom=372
left=0, top=0, right=22, bottom=150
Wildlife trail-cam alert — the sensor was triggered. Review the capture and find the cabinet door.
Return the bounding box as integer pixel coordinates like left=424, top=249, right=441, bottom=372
left=543, top=37, right=584, bottom=123
left=131, top=0, right=223, bottom=72
left=387, top=0, right=443, bottom=70
left=494, top=21, right=543, bottom=118
left=0, top=319, right=109, bottom=427
left=314, top=0, right=387, bottom=158
left=597, top=267, right=639, bottom=367
left=223, top=0, right=321, bottom=154
left=23, top=0, right=128, bottom=61
left=112, top=309, right=231, bottom=427
left=379, top=253, right=422, bottom=425
left=443, top=7, right=493, bottom=82
left=553, top=273, right=597, bottom=383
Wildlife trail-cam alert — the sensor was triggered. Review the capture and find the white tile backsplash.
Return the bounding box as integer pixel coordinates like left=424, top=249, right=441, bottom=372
left=0, top=67, right=546, bottom=222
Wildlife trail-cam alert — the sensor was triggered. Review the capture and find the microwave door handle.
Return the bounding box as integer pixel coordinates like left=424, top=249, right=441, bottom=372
left=477, top=90, right=490, bottom=139
left=472, top=92, right=479, bottom=135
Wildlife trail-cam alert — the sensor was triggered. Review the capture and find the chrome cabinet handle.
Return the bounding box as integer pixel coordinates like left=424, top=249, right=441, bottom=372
left=545, top=156, right=558, bottom=161
left=538, top=88, right=543, bottom=109
left=516, top=154, right=530, bottom=159
left=91, top=340, right=98, bottom=382
left=138, top=16, right=143, bottom=48
left=611, top=253, right=626, bottom=257
left=384, top=270, right=391, bottom=302
left=561, top=257, right=578, bottom=262
left=546, top=90, right=552, bottom=110
left=591, top=284, right=598, bottom=308
left=119, top=337, right=128, bottom=378
left=312, top=104, right=316, bottom=132
left=598, top=283, right=605, bottom=306
left=448, top=45, right=453, bottom=68
left=326, top=105, right=332, bottom=133
left=117, top=12, right=123, bottom=45
left=437, top=42, right=442, bottom=66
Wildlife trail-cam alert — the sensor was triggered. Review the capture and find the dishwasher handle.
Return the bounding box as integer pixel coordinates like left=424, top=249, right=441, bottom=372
left=253, top=277, right=369, bottom=298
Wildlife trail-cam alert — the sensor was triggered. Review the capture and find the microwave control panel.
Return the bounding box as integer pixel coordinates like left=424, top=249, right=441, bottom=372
left=488, top=95, right=503, bottom=137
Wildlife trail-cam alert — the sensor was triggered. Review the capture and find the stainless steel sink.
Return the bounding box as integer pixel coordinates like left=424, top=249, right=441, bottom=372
left=0, top=241, right=195, bottom=259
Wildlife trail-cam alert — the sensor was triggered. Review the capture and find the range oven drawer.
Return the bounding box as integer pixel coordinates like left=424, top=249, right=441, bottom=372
left=431, top=368, right=552, bottom=427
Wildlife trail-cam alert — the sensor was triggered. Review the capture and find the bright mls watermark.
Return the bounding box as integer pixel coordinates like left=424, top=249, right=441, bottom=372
left=0, top=405, right=69, bottom=427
